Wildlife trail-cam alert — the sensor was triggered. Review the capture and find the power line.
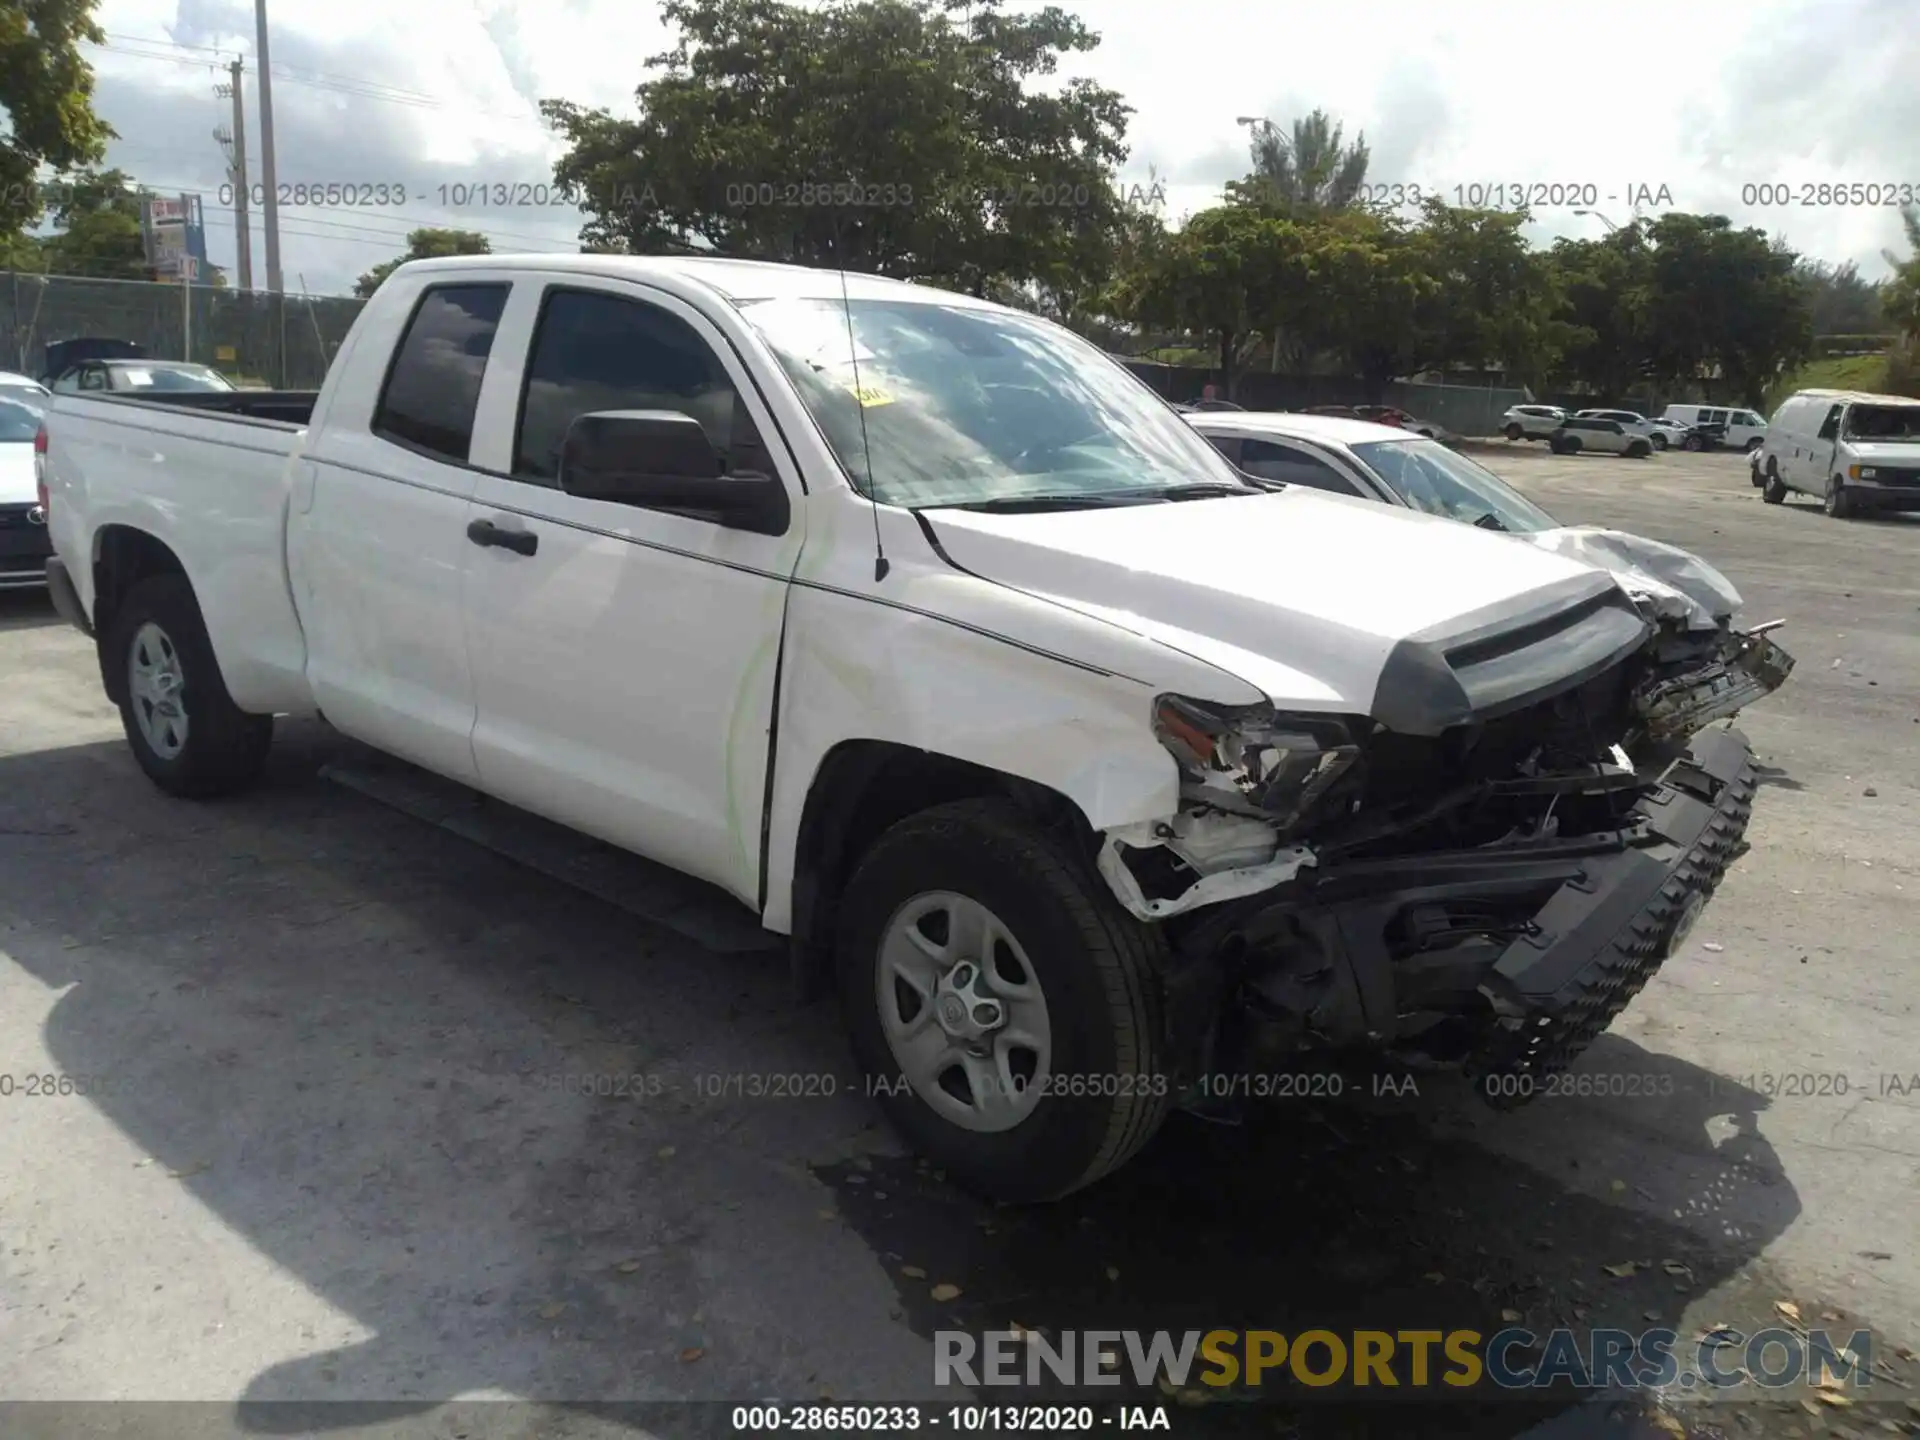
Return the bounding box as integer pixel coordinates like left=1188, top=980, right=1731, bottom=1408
left=88, top=36, right=545, bottom=122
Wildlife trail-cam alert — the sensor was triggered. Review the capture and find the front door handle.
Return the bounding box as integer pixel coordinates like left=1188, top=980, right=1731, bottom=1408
left=466, top=517, right=538, bottom=556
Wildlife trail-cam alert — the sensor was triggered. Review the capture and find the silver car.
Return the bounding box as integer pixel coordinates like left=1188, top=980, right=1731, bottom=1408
left=1577, top=408, right=1672, bottom=451
left=1551, top=415, right=1654, bottom=458
left=1500, top=403, right=1567, bottom=441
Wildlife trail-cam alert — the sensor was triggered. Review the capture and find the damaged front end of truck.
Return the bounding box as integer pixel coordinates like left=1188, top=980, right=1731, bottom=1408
left=1098, top=567, right=1792, bottom=1109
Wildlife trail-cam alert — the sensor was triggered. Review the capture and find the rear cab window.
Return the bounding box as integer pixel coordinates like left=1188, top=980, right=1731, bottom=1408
left=373, top=284, right=512, bottom=463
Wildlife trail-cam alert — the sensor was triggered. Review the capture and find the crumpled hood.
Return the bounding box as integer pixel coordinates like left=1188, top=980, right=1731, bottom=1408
left=924, top=488, right=1618, bottom=714
left=1523, top=526, right=1741, bottom=631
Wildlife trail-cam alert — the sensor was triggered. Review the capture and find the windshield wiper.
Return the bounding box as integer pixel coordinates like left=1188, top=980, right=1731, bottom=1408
left=1472, top=512, right=1510, bottom=532
left=1151, top=480, right=1265, bottom=500
left=943, top=491, right=1163, bottom=513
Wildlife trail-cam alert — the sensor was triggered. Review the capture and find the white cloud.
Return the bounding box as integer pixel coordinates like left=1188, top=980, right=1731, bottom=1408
left=82, top=0, right=1920, bottom=296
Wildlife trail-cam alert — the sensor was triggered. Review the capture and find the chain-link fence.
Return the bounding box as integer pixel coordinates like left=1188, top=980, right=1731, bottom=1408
left=1, top=271, right=367, bottom=389
left=1121, top=362, right=1533, bottom=437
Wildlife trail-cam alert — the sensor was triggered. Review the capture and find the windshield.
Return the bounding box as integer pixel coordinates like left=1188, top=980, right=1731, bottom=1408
left=114, top=364, right=234, bottom=392
left=1349, top=438, right=1558, bottom=533
left=0, top=395, right=42, bottom=441
left=739, top=296, right=1244, bottom=508
left=1842, top=404, right=1920, bottom=441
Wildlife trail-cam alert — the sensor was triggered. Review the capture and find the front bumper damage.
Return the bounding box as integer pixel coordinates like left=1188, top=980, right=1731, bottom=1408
left=1146, top=727, right=1758, bottom=1103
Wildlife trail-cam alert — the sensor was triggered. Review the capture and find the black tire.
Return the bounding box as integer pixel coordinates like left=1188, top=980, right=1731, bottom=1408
left=104, top=573, right=274, bottom=798
left=1628, top=440, right=1651, bottom=459
left=1824, top=474, right=1853, bottom=519
left=1651, top=433, right=1668, bottom=451
left=1562, top=435, right=1583, bottom=455
left=1682, top=434, right=1704, bottom=452
left=1504, top=422, right=1524, bottom=441
left=1762, top=460, right=1786, bottom=503
left=836, top=797, right=1172, bottom=1202
left=1745, top=436, right=1764, bottom=453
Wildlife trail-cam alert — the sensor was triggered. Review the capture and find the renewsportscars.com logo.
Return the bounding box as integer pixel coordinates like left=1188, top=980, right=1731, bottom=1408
left=934, top=1326, right=1877, bottom=1394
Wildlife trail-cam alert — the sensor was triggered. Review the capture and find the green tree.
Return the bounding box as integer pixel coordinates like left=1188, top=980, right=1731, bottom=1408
left=35, top=167, right=147, bottom=278
left=1412, top=199, right=1562, bottom=386
left=1794, top=257, right=1885, bottom=338
left=1230, top=108, right=1370, bottom=217
left=354, top=227, right=492, bottom=297
left=1641, top=214, right=1810, bottom=405
left=0, top=0, right=115, bottom=238
left=1295, top=210, right=1432, bottom=398
left=1880, top=207, right=1920, bottom=340
left=1113, top=205, right=1312, bottom=395
left=1546, top=227, right=1656, bottom=398
left=540, top=0, right=1131, bottom=296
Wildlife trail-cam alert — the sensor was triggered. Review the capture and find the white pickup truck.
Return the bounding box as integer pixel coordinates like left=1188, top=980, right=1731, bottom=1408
left=40, top=255, right=1768, bottom=1201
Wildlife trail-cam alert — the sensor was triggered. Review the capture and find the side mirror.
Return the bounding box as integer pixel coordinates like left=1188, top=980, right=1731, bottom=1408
left=558, top=410, right=789, bottom=536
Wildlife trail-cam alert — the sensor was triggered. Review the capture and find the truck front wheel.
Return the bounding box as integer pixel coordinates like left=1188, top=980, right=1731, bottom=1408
left=836, top=798, right=1172, bottom=1202
left=105, top=574, right=273, bottom=798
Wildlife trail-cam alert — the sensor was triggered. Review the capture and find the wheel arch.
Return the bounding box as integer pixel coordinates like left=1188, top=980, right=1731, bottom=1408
left=784, top=741, right=1098, bottom=1002
left=91, top=525, right=189, bottom=704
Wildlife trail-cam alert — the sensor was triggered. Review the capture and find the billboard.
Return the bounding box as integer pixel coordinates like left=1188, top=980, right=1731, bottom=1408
left=141, top=194, right=210, bottom=282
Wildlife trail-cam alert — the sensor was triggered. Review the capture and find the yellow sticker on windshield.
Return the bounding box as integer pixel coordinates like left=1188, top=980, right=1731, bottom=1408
left=846, top=383, right=895, bottom=407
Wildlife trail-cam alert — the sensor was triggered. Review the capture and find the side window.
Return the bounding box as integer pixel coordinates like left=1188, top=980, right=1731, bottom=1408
left=1733, top=410, right=1760, bottom=426
left=1201, top=434, right=1243, bottom=466
left=1817, top=406, right=1842, bottom=440
left=1240, top=438, right=1360, bottom=494
left=77, top=367, right=105, bottom=392
left=1704, top=408, right=1729, bottom=424
left=513, top=287, right=763, bottom=487
left=373, top=283, right=510, bottom=464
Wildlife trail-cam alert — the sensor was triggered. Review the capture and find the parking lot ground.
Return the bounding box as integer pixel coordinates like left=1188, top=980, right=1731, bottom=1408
left=2, top=448, right=1917, bottom=1440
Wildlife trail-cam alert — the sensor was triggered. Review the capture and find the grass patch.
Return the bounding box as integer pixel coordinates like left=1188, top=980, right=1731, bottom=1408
left=1767, top=352, right=1888, bottom=409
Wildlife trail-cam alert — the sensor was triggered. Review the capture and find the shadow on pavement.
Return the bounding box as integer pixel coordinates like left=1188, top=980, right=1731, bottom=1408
left=0, top=731, right=1821, bottom=1440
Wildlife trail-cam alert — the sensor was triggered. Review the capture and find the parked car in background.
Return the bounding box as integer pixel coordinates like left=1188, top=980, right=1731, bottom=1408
left=0, top=392, right=50, bottom=590
left=1661, top=403, right=1767, bottom=451
left=1577, top=408, right=1671, bottom=450
left=1648, top=416, right=1694, bottom=448
left=49, top=360, right=236, bottom=395
left=1757, top=389, right=1920, bottom=518
left=0, top=370, right=50, bottom=401
left=1501, top=403, right=1568, bottom=441
left=1551, top=415, right=1653, bottom=457
left=37, top=337, right=147, bottom=386
left=1349, top=404, right=1459, bottom=443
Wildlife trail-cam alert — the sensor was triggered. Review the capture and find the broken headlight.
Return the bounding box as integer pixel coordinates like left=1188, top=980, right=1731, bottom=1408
left=1152, top=694, right=1363, bottom=832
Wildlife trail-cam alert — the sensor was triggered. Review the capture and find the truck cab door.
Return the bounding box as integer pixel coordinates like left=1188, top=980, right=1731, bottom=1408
left=458, top=277, right=806, bottom=909
left=289, top=280, right=512, bottom=783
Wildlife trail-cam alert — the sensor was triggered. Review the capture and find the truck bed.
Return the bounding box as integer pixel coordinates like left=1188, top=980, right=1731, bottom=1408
left=71, top=389, right=320, bottom=428
left=44, top=390, right=316, bottom=716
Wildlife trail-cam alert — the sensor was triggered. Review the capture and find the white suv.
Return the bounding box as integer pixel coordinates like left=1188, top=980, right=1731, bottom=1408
left=1500, top=404, right=1567, bottom=441
left=1577, top=408, right=1670, bottom=450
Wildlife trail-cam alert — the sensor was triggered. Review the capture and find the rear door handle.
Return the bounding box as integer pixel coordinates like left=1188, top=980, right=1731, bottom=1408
left=466, top=517, right=538, bottom=556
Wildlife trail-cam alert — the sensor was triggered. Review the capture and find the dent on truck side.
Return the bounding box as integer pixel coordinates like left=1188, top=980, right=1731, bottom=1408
left=759, top=494, right=1271, bottom=941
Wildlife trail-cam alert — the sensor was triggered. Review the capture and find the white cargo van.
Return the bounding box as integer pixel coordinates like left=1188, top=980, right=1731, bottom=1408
left=1756, top=389, right=1920, bottom=519
left=1659, top=403, right=1767, bottom=451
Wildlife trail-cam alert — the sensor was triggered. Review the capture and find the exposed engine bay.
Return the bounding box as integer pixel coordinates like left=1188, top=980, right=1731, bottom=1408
left=1095, top=543, right=1790, bottom=1108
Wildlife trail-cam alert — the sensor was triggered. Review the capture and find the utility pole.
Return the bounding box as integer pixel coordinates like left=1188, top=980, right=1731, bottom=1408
left=254, top=0, right=283, bottom=295
left=213, top=60, right=253, bottom=290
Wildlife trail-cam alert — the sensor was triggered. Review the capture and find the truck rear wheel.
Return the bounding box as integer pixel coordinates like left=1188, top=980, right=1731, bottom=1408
left=106, top=574, right=273, bottom=798
left=836, top=797, right=1172, bottom=1202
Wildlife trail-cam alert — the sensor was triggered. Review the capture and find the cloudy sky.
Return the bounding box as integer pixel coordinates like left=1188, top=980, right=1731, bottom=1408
left=79, top=0, right=1920, bottom=298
